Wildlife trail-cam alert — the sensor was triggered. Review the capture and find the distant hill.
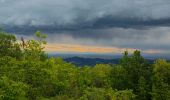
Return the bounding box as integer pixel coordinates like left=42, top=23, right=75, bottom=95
left=64, top=57, right=155, bottom=66
left=64, top=57, right=119, bottom=66
left=48, top=53, right=169, bottom=66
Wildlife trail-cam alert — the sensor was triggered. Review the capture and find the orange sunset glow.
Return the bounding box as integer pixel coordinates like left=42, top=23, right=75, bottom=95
left=44, top=43, right=161, bottom=54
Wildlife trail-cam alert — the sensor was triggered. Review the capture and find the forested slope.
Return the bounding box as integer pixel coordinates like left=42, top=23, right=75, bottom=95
left=0, top=31, right=169, bottom=100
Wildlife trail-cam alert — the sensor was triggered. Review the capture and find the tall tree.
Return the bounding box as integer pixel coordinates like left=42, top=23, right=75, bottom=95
left=152, top=59, right=170, bottom=100
left=0, top=31, right=22, bottom=59
left=23, top=31, right=48, bottom=61
left=120, top=50, right=152, bottom=99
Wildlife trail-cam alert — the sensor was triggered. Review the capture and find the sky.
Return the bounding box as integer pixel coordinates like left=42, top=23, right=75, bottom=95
left=0, top=0, right=170, bottom=54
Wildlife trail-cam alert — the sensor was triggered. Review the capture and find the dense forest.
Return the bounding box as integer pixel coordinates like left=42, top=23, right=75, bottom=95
left=0, top=30, right=169, bottom=100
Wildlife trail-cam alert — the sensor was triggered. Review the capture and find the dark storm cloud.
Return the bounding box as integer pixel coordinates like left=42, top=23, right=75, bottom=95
left=1, top=0, right=170, bottom=28
left=0, top=0, right=170, bottom=53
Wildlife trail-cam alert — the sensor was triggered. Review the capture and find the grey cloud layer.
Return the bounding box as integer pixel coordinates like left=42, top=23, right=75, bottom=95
left=1, top=0, right=170, bottom=53
left=43, top=27, right=170, bottom=51
left=1, top=0, right=170, bottom=28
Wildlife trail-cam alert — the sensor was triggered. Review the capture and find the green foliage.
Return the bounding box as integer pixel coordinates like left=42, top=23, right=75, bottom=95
left=110, top=65, right=129, bottom=90
left=80, top=88, right=135, bottom=100
left=23, top=31, right=48, bottom=61
left=120, top=50, right=152, bottom=99
left=90, top=64, right=112, bottom=88
left=0, top=31, right=169, bottom=100
left=0, top=76, right=28, bottom=100
left=152, top=59, right=170, bottom=100
left=137, top=76, right=148, bottom=100
left=0, top=31, right=22, bottom=59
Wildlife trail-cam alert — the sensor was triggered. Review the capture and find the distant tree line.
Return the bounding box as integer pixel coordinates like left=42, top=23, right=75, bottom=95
left=0, top=30, right=169, bottom=100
